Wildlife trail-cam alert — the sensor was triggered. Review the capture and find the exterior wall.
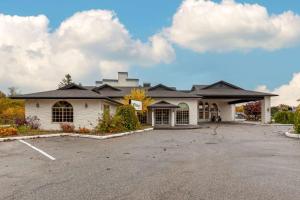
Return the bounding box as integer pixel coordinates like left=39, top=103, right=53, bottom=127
left=197, top=100, right=235, bottom=122
left=261, top=96, right=271, bottom=124
left=151, top=98, right=199, bottom=125
left=25, top=99, right=117, bottom=130
left=218, top=102, right=235, bottom=121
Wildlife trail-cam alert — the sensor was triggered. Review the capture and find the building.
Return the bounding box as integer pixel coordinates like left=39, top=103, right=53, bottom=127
left=13, top=72, right=277, bottom=130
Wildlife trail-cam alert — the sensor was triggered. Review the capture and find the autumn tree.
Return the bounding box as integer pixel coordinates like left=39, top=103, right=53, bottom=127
left=235, top=105, right=244, bottom=113
left=58, top=74, right=73, bottom=88
left=123, top=89, right=154, bottom=113
left=244, top=101, right=261, bottom=121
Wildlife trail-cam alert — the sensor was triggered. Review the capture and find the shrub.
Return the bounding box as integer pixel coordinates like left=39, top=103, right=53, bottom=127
left=0, top=127, right=18, bottom=137
left=26, top=116, right=41, bottom=129
left=78, top=127, right=90, bottom=134
left=17, top=125, right=31, bottom=134
left=1, top=107, right=25, bottom=124
left=15, top=118, right=26, bottom=127
left=294, top=108, right=300, bottom=134
left=97, top=110, right=125, bottom=133
left=274, top=111, right=294, bottom=124
left=116, top=105, right=140, bottom=131
left=60, top=123, right=75, bottom=133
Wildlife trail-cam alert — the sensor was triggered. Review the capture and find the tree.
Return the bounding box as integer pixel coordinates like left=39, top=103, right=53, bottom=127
left=278, top=104, right=292, bottom=112
left=8, top=87, right=19, bottom=97
left=244, top=101, right=261, bottom=121
left=123, top=89, right=154, bottom=113
left=235, top=105, right=244, bottom=113
left=58, top=74, right=73, bottom=88
left=0, top=91, right=6, bottom=98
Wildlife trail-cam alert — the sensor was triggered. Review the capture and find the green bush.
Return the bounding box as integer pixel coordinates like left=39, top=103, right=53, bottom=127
left=274, top=111, right=294, bottom=124
left=116, top=105, right=140, bottom=131
left=97, top=105, right=140, bottom=134
left=294, top=109, right=300, bottom=134
left=97, top=110, right=125, bottom=133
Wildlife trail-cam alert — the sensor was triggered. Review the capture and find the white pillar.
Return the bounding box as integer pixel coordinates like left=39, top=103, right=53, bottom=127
left=261, top=96, right=271, bottom=124
left=171, top=109, right=175, bottom=127
left=151, top=110, right=155, bottom=127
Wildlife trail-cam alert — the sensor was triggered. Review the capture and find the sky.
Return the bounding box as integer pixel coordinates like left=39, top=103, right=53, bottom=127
left=0, top=0, right=300, bottom=106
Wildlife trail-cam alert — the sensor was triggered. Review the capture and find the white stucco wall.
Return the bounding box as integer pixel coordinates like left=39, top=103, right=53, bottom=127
left=197, top=100, right=235, bottom=122
left=152, top=98, right=199, bottom=125
left=218, top=102, right=235, bottom=121
left=25, top=99, right=117, bottom=130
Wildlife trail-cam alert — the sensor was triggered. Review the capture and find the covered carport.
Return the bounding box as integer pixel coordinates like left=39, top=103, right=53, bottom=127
left=191, top=81, right=277, bottom=124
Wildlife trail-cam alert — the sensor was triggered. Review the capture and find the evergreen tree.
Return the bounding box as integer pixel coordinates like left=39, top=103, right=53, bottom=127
left=58, top=74, right=73, bottom=88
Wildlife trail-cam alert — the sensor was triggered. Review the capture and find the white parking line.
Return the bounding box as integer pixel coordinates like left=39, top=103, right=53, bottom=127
left=18, top=139, right=56, bottom=161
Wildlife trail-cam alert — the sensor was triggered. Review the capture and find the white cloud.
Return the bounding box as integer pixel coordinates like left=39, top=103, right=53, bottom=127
left=0, top=10, right=174, bottom=92
left=164, top=0, right=300, bottom=53
left=256, top=72, right=300, bottom=106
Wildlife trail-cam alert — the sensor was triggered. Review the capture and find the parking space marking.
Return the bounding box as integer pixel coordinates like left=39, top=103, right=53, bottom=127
left=18, top=139, right=56, bottom=161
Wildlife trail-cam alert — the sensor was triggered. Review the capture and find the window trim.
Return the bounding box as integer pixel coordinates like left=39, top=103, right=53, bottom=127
left=52, top=101, right=74, bottom=123
left=176, top=102, right=189, bottom=125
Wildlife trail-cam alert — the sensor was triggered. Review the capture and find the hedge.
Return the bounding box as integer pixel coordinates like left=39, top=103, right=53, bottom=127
left=294, top=109, right=300, bottom=134
left=274, top=111, right=294, bottom=124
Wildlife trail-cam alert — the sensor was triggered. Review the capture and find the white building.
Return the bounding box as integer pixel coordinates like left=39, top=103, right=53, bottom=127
left=14, top=72, right=276, bottom=130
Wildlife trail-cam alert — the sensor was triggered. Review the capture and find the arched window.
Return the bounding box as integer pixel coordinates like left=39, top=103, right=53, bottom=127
left=52, top=101, right=73, bottom=122
left=176, top=103, right=189, bottom=125
left=204, top=103, right=210, bottom=119
left=199, top=101, right=204, bottom=120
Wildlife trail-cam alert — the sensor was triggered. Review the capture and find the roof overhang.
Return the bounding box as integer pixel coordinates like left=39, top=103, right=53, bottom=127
left=148, top=101, right=179, bottom=109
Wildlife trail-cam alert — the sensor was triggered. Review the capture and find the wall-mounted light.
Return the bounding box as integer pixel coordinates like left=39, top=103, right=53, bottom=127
left=85, top=103, right=88, bottom=108
left=36, top=103, right=40, bottom=108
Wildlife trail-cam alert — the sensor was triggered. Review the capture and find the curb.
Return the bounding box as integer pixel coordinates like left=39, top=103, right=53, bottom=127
left=236, top=122, right=293, bottom=126
left=0, top=128, right=154, bottom=142
left=285, top=131, right=300, bottom=139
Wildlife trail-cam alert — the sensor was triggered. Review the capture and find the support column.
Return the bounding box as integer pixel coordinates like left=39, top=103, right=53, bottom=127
left=151, top=109, right=155, bottom=127
left=171, top=109, right=175, bottom=127
left=261, top=96, right=271, bottom=124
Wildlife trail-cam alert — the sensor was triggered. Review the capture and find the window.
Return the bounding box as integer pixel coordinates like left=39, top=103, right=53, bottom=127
left=155, top=109, right=170, bottom=125
left=204, top=103, right=210, bottom=119
left=199, top=101, right=204, bottom=120
left=52, top=101, right=73, bottom=123
left=176, top=103, right=189, bottom=125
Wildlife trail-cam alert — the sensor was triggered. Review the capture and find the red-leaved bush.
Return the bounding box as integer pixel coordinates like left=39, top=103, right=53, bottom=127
left=60, top=123, right=75, bottom=133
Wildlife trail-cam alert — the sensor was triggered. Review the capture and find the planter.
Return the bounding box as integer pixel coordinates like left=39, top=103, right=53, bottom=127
left=285, top=131, right=300, bottom=139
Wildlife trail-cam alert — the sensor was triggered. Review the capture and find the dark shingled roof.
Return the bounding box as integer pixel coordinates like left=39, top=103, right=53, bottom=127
left=12, top=80, right=277, bottom=101
left=148, top=101, right=180, bottom=108
left=190, top=81, right=277, bottom=98
left=94, top=85, right=200, bottom=98
left=12, top=84, right=122, bottom=105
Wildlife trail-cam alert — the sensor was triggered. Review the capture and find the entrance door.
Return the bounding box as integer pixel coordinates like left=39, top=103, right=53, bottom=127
left=155, top=109, right=170, bottom=125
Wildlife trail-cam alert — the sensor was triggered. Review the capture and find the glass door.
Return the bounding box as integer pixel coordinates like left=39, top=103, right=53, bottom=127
left=155, top=109, right=170, bottom=125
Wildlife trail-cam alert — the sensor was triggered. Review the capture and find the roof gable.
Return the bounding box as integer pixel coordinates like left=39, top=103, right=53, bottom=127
left=58, top=83, right=87, bottom=90
left=148, top=84, right=176, bottom=91
left=202, top=81, right=243, bottom=90
left=92, top=84, right=121, bottom=93
left=148, top=101, right=179, bottom=108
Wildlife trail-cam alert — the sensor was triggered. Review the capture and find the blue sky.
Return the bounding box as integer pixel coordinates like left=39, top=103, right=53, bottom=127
left=0, top=0, right=300, bottom=103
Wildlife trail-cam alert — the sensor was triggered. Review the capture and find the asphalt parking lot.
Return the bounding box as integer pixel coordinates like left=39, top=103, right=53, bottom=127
left=1, top=124, right=300, bottom=200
